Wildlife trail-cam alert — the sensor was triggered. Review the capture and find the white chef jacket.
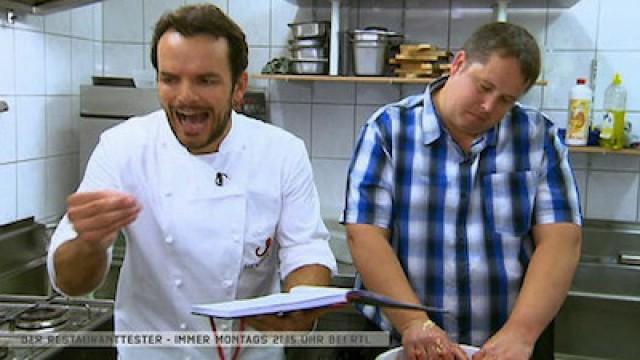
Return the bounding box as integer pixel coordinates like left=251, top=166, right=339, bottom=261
left=47, top=110, right=337, bottom=360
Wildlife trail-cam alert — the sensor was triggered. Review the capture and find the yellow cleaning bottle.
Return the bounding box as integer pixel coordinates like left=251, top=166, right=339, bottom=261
left=599, top=73, right=627, bottom=150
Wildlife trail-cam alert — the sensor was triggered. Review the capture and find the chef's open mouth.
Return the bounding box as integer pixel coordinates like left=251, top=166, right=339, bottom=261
left=175, top=110, right=211, bottom=134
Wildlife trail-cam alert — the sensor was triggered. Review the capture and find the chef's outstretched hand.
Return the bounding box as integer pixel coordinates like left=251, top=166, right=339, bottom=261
left=67, top=190, right=141, bottom=251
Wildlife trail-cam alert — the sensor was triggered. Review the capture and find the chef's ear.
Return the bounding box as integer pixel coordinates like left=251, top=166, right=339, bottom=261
left=232, top=72, right=249, bottom=107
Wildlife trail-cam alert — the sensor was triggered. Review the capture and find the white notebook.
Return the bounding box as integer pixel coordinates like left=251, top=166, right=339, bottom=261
left=191, top=286, right=445, bottom=319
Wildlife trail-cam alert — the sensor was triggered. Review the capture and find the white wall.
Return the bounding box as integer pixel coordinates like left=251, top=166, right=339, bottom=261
left=0, top=4, right=102, bottom=224
left=1, top=0, right=639, bottom=225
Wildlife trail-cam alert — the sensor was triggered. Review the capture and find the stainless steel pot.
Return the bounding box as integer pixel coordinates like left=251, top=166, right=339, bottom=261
left=290, top=46, right=328, bottom=59
left=349, top=27, right=403, bottom=76
left=288, top=21, right=330, bottom=39
left=290, top=58, right=328, bottom=75
left=289, top=38, right=325, bottom=48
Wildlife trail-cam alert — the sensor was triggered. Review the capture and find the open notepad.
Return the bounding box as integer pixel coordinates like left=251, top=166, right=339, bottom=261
left=191, top=286, right=446, bottom=319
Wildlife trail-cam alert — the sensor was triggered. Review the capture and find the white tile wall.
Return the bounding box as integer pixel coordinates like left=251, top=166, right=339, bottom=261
left=0, top=1, right=99, bottom=225
left=0, top=164, right=17, bottom=224
left=0, top=26, right=16, bottom=95
left=45, top=35, right=72, bottom=95
left=16, top=96, right=47, bottom=161
left=6, top=0, right=640, bottom=226
left=17, top=159, right=46, bottom=220
left=0, top=97, right=16, bottom=164
left=14, top=30, right=45, bottom=96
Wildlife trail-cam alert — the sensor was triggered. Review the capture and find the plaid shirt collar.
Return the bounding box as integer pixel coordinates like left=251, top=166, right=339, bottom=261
left=421, top=76, right=499, bottom=155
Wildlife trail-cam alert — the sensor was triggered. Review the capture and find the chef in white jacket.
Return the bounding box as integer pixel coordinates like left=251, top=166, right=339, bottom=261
left=46, top=4, right=337, bottom=360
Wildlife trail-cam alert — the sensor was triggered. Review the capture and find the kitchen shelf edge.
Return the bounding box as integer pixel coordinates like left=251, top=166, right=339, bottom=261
left=252, top=73, right=548, bottom=86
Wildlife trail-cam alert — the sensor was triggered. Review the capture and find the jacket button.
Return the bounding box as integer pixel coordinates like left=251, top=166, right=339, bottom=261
left=179, top=323, right=187, bottom=330
left=175, top=279, right=183, bottom=288
left=165, top=236, right=174, bottom=244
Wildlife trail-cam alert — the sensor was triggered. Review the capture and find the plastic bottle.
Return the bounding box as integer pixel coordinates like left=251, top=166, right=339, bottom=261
left=566, top=78, right=592, bottom=146
left=599, top=73, right=627, bottom=150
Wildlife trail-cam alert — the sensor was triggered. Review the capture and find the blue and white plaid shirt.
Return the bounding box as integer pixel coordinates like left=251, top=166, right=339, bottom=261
left=343, top=77, right=582, bottom=346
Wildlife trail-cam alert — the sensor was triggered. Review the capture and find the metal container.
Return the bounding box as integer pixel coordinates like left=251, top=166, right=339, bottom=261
left=289, top=38, right=325, bottom=48
left=352, top=40, right=387, bottom=76
left=290, top=58, right=328, bottom=75
left=290, top=46, right=328, bottom=59
left=350, top=28, right=403, bottom=76
left=288, top=21, right=330, bottom=39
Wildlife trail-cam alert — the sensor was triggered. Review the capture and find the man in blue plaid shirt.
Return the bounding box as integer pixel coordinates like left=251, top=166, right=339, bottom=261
left=344, top=22, right=581, bottom=360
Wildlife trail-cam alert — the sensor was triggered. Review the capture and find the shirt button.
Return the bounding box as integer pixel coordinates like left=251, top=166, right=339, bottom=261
left=223, top=280, right=233, bottom=288
left=165, top=235, right=174, bottom=244
left=179, top=323, right=187, bottom=330
left=175, top=279, right=183, bottom=288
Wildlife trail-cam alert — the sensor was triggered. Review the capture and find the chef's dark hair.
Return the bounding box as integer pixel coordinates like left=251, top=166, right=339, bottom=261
left=150, top=4, right=248, bottom=86
left=462, top=22, right=541, bottom=91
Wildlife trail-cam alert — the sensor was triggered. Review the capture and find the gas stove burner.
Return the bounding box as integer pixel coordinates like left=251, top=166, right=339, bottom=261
left=15, top=306, right=69, bottom=330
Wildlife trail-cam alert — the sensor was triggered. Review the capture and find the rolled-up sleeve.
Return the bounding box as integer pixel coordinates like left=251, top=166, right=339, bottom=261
left=46, top=131, right=121, bottom=295
left=277, top=139, right=337, bottom=279
left=343, top=111, right=394, bottom=228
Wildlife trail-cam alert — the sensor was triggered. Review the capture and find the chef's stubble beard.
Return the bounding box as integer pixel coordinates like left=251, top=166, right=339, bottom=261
left=164, top=97, right=233, bottom=154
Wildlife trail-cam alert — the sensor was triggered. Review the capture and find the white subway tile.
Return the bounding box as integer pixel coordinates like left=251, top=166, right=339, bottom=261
left=355, top=105, right=380, bottom=143
left=17, top=159, right=46, bottom=220
left=46, top=34, right=72, bottom=95
left=103, top=43, right=144, bottom=77
left=271, top=0, right=313, bottom=47
left=45, top=154, right=79, bottom=219
left=72, top=39, right=94, bottom=95
left=597, top=0, right=640, bottom=50
left=593, top=52, right=640, bottom=112
left=247, top=47, right=270, bottom=90
left=44, top=11, right=71, bottom=36
left=103, top=0, right=143, bottom=43
left=313, top=82, right=355, bottom=104
left=0, top=96, right=16, bottom=164
left=311, top=104, right=354, bottom=159
left=547, top=0, right=598, bottom=50
left=16, top=96, right=46, bottom=160
left=71, top=3, right=94, bottom=39
left=15, top=30, right=45, bottom=96
left=355, top=84, right=400, bottom=106
left=357, top=1, right=403, bottom=34
left=311, top=158, right=351, bottom=218
left=404, top=0, right=449, bottom=47
left=229, top=0, right=270, bottom=46
left=269, top=103, right=311, bottom=152
left=143, top=0, right=183, bottom=43
left=0, top=26, right=15, bottom=95
left=542, top=51, right=595, bottom=110
left=0, top=163, right=17, bottom=225
left=92, top=2, right=103, bottom=41
left=46, top=96, right=75, bottom=156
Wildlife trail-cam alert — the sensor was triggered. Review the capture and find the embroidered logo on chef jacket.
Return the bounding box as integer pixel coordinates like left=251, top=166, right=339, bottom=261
left=244, top=237, right=273, bottom=269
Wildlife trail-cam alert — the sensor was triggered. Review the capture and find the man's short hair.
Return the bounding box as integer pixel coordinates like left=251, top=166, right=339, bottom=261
left=462, top=22, right=541, bottom=91
left=150, top=4, right=248, bottom=85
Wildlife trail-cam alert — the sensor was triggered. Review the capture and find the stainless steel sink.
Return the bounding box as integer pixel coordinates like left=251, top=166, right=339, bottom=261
left=555, top=221, right=640, bottom=360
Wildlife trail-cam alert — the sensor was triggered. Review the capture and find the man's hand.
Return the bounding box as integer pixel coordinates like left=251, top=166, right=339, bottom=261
left=54, top=190, right=140, bottom=296
left=67, top=190, right=141, bottom=251
left=472, top=326, right=533, bottom=360
left=401, top=319, right=469, bottom=360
